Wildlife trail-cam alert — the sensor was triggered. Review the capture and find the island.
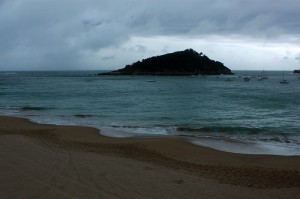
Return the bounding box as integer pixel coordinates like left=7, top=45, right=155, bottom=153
left=98, top=49, right=233, bottom=76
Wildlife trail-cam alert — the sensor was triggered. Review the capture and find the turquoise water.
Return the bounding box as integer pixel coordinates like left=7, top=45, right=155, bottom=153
left=0, top=70, right=299, bottom=155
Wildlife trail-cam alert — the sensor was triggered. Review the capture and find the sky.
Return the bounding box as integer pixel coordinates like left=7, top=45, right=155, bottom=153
left=0, top=0, right=300, bottom=71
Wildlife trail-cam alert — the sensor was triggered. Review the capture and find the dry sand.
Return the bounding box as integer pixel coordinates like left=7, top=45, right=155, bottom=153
left=0, top=115, right=300, bottom=198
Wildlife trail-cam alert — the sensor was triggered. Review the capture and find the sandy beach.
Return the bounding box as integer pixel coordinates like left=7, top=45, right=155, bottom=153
left=0, top=116, right=300, bottom=198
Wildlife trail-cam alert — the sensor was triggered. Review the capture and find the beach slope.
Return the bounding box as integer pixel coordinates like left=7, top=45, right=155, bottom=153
left=0, top=116, right=299, bottom=198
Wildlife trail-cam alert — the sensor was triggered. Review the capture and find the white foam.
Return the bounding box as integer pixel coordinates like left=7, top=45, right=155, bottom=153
left=99, top=127, right=136, bottom=138
left=98, top=126, right=170, bottom=138
left=190, top=137, right=300, bottom=156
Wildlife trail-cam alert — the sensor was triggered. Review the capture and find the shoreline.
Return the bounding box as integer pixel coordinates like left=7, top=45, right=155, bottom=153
left=102, top=127, right=300, bottom=156
left=3, top=113, right=300, bottom=156
left=1, top=115, right=300, bottom=198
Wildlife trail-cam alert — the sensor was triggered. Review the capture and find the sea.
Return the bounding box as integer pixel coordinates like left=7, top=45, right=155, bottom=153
left=0, top=70, right=299, bottom=155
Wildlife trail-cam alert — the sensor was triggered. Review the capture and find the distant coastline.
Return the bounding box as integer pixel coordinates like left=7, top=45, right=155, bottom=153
left=294, top=70, right=300, bottom=73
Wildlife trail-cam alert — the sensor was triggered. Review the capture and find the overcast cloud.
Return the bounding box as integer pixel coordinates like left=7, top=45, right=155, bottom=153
left=0, top=0, right=300, bottom=71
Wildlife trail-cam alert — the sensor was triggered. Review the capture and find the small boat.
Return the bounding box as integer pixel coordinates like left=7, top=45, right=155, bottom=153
left=280, top=79, right=289, bottom=84
left=244, top=76, right=250, bottom=81
left=244, top=70, right=250, bottom=81
left=280, top=70, right=289, bottom=84
left=257, top=70, right=268, bottom=80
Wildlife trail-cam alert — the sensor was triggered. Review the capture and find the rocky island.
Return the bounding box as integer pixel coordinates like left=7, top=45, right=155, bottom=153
left=99, top=49, right=232, bottom=76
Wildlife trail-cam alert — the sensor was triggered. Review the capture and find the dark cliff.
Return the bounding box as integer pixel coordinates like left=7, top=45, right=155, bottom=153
left=99, top=49, right=232, bottom=76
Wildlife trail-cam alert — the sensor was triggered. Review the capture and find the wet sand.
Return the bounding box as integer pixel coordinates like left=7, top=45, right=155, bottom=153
left=0, top=115, right=300, bottom=198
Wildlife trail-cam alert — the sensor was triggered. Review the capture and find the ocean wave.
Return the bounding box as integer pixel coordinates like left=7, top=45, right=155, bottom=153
left=175, top=126, right=300, bottom=147
left=73, top=114, right=93, bottom=118
left=0, top=72, right=17, bottom=76
left=108, top=125, right=172, bottom=135
left=176, top=126, right=272, bottom=135
left=258, top=137, right=300, bottom=145
left=21, top=106, right=55, bottom=111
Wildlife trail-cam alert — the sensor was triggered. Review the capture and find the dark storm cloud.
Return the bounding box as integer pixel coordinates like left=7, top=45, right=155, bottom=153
left=0, top=0, right=299, bottom=70
left=128, top=0, right=300, bottom=37
left=0, top=0, right=130, bottom=69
